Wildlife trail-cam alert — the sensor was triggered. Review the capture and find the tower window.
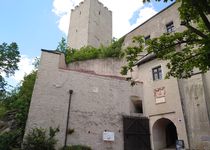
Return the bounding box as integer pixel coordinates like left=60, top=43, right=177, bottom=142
left=152, top=66, right=162, bottom=81
left=79, top=11, right=81, bottom=15
left=99, top=11, right=101, bottom=15
left=166, top=21, right=174, bottom=33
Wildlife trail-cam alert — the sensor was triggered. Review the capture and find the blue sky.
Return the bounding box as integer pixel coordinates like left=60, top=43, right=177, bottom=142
left=0, top=0, right=174, bottom=88
left=0, top=0, right=65, bottom=57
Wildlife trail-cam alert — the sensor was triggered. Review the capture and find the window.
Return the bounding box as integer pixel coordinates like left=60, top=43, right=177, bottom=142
left=144, top=35, right=150, bottom=41
left=152, top=66, right=162, bottom=81
left=130, top=96, right=143, bottom=114
left=144, top=35, right=150, bottom=45
left=166, top=21, right=174, bottom=33
left=133, top=101, right=143, bottom=113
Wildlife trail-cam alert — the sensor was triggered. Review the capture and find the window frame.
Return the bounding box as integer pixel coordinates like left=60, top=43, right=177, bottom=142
left=152, top=66, right=162, bottom=81
left=166, top=21, right=174, bottom=33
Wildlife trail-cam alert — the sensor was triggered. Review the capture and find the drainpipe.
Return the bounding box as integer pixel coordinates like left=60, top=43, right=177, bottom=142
left=64, top=89, right=73, bottom=148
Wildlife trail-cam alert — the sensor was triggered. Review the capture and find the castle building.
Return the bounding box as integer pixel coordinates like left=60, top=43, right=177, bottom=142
left=67, top=0, right=112, bottom=49
left=25, top=1, right=210, bottom=150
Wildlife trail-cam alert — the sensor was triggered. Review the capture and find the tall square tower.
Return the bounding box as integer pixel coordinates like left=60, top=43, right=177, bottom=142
left=67, top=0, right=112, bottom=49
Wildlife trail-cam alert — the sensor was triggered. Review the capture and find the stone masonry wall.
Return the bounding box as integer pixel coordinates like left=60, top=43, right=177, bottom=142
left=25, top=51, right=142, bottom=150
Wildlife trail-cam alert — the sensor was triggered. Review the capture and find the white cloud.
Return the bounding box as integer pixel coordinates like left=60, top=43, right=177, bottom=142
left=130, top=5, right=157, bottom=30
left=12, top=55, right=35, bottom=82
left=52, top=0, right=82, bottom=34
left=52, top=0, right=157, bottom=38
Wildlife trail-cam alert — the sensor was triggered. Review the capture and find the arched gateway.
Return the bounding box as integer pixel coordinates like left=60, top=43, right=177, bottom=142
left=152, top=118, right=178, bottom=150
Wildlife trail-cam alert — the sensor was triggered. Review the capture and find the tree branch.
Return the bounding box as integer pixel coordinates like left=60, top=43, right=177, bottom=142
left=199, top=0, right=210, bottom=13
left=192, top=0, right=210, bottom=32
left=181, top=21, right=209, bottom=38
left=159, top=39, right=202, bottom=50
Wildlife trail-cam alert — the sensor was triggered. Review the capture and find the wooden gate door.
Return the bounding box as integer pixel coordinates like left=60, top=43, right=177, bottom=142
left=123, top=116, right=151, bottom=150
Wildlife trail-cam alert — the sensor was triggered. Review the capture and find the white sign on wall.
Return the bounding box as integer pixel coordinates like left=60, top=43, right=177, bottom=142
left=103, top=131, right=115, bottom=141
left=155, top=97, right=166, bottom=104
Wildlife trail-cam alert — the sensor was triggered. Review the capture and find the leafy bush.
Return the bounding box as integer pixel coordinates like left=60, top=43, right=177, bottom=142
left=65, top=37, right=125, bottom=63
left=66, top=46, right=100, bottom=63
left=62, top=145, right=92, bottom=150
left=23, top=127, right=59, bottom=150
left=0, top=130, right=22, bottom=150
left=0, top=104, right=6, bottom=119
left=100, top=37, right=125, bottom=58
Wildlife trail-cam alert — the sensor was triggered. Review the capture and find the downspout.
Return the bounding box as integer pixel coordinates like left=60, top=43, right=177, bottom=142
left=64, top=89, right=73, bottom=148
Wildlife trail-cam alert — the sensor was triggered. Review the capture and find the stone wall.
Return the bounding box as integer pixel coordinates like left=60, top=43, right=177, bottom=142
left=67, top=58, right=125, bottom=77
left=25, top=51, right=142, bottom=150
left=178, top=74, right=210, bottom=149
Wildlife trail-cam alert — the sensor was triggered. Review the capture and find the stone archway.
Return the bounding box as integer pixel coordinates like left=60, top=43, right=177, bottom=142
left=152, top=118, right=178, bottom=150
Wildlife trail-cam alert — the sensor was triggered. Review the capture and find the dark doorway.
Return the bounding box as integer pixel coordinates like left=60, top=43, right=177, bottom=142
left=152, top=118, right=178, bottom=149
left=166, top=122, right=178, bottom=148
left=123, top=116, right=151, bottom=150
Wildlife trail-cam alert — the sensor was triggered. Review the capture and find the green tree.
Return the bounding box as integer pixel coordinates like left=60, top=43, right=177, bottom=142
left=56, top=37, right=68, bottom=54
left=122, top=0, right=210, bottom=79
left=0, top=70, right=37, bottom=149
left=0, top=42, right=20, bottom=93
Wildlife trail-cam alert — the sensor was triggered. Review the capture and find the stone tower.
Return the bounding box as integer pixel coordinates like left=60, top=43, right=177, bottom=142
left=67, top=0, right=112, bottom=49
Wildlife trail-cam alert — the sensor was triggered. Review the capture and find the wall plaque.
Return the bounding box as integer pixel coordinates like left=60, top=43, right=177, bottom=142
left=103, top=131, right=115, bottom=141
left=154, top=87, right=166, bottom=104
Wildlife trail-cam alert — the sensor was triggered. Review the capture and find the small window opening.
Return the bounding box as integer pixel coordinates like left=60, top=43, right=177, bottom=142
left=79, top=11, right=81, bottom=15
left=144, top=35, right=151, bottom=45
left=133, top=101, right=143, bottom=113
left=152, top=66, right=162, bottom=81
left=131, top=96, right=143, bottom=113
left=99, top=11, right=101, bottom=15
left=166, top=21, right=174, bottom=33
left=76, top=29, right=78, bottom=32
left=144, top=35, right=150, bottom=41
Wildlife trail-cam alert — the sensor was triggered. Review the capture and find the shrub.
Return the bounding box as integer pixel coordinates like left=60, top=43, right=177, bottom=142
left=65, top=37, right=125, bottom=63
left=0, top=130, right=21, bottom=150
left=0, top=104, right=6, bottom=119
left=23, top=127, right=59, bottom=150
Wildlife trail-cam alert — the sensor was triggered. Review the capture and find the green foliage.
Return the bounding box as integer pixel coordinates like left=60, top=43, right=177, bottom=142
left=121, top=36, right=144, bottom=75
left=0, top=130, right=22, bottom=150
left=0, top=42, right=20, bottom=94
left=23, top=127, right=59, bottom=150
left=63, top=37, right=125, bottom=63
left=99, top=37, right=125, bottom=58
left=32, top=57, right=40, bottom=69
left=0, top=103, right=7, bottom=119
left=122, top=0, right=210, bottom=79
left=66, top=46, right=99, bottom=63
left=57, top=37, right=68, bottom=54
left=8, top=71, right=37, bottom=130
left=62, top=145, right=92, bottom=150
left=0, top=71, right=37, bottom=149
